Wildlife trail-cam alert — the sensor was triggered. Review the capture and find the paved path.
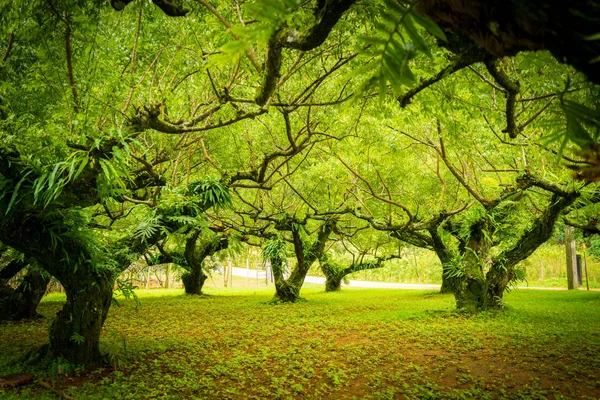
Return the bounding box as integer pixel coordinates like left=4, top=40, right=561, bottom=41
left=232, top=267, right=440, bottom=290
left=231, top=267, right=598, bottom=291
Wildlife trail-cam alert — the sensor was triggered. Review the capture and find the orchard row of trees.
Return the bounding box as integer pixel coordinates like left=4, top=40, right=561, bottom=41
left=1, top=0, right=599, bottom=366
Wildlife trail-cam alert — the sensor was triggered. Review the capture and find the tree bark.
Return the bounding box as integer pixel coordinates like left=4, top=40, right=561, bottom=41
left=0, top=210, right=160, bottom=365
left=0, top=269, right=50, bottom=321
left=453, top=271, right=487, bottom=311
left=272, top=257, right=300, bottom=302
left=47, top=273, right=113, bottom=365
left=429, top=227, right=458, bottom=295
left=324, top=271, right=343, bottom=292
left=565, top=226, right=578, bottom=290
left=180, top=230, right=228, bottom=295
left=439, top=271, right=453, bottom=294
left=272, top=222, right=335, bottom=302
left=181, top=268, right=207, bottom=295
left=417, top=0, right=600, bottom=85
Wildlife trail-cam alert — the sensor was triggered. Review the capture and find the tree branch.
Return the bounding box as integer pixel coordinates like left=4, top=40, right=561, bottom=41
left=485, top=59, right=520, bottom=138
left=398, top=56, right=478, bottom=108
left=2, top=32, right=14, bottom=63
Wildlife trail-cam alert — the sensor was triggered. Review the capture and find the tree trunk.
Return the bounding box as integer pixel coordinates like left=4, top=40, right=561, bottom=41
left=0, top=269, right=50, bottom=321
left=320, top=261, right=343, bottom=292
left=164, top=264, right=170, bottom=289
left=485, top=265, right=513, bottom=307
left=48, top=273, right=113, bottom=365
left=272, top=222, right=335, bottom=302
left=273, top=280, right=301, bottom=302
left=272, top=258, right=301, bottom=302
left=565, top=226, right=578, bottom=290
left=180, top=230, right=228, bottom=295
left=451, top=218, right=494, bottom=312
left=452, top=267, right=487, bottom=312
left=181, top=266, right=207, bottom=295
left=325, top=275, right=343, bottom=292
left=440, top=266, right=453, bottom=293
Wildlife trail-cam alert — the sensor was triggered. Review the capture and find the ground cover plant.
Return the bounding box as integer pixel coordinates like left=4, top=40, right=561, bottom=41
left=2, top=1, right=600, bottom=393
left=1, top=286, right=599, bottom=399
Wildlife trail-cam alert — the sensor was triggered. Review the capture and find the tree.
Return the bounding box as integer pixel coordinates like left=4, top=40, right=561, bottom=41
left=0, top=247, right=50, bottom=321
left=0, top=2, right=198, bottom=364
left=149, top=228, right=229, bottom=295
left=318, top=231, right=400, bottom=291
left=260, top=218, right=334, bottom=302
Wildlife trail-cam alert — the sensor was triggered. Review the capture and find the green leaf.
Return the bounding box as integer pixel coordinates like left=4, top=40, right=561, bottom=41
left=411, top=12, right=447, bottom=41
left=584, top=33, right=600, bottom=41
left=6, top=172, right=31, bottom=214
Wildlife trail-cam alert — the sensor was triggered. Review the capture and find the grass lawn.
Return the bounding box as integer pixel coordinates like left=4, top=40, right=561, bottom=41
left=1, top=285, right=599, bottom=399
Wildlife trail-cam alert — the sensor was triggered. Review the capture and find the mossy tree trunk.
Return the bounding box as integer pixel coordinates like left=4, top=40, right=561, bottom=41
left=48, top=271, right=114, bottom=365
left=325, top=273, right=343, bottom=292
left=429, top=227, right=458, bottom=295
left=272, top=257, right=300, bottom=302
left=0, top=211, right=158, bottom=365
left=182, top=230, right=228, bottom=295
left=181, top=267, right=208, bottom=295
left=153, top=229, right=228, bottom=295
left=439, top=272, right=453, bottom=294
left=272, top=222, right=334, bottom=303
left=484, top=193, right=578, bottom=306
left=320, top=254, right=385, bottom=292
left=0, top=259, right=50, bottom=321
left=429, top=192, right=578, bottom=312
left=453, top=217, right=493, bottom=311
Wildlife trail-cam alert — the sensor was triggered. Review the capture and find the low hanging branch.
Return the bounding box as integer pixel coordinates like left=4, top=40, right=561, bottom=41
left=111, top=0, right=188, bottom=17
left=485, top=59, right=520, bottom=138
left=255, top=0, right=357, bottom=106
left=398, top=55, right=479, bottom=108
left=563, top=218, right=600, bottom=235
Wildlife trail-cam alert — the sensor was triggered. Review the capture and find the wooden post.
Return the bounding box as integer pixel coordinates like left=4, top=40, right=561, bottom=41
left=246, top=257, right=249, bottom=285
left=565, top=226, right=578, bottom=290
left=165, top=264, right=170, bottom=289
left=145, top=266, right=150, bottom=290
left=228, top=258, right=233, bottom=287
left=583, top=243, right=590, bottom=291
left=265, top=259, right=270, bottom=285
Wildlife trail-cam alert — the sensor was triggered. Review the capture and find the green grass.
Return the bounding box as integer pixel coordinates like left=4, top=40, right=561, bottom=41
left=1, top=287, right=600, bottom=399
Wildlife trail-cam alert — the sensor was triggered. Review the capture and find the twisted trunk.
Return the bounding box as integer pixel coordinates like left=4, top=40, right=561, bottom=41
left=182, top=231, right=228, bottom=295
left=484, top=193, right=579, bottom=305
left=321, top=257, right=384, bottom=292
left=0, top=211, right=157, bottom=365
left=48, top=272, right=113, bottom=365
left=181, top=268, right=208, bottom=295
left=325, top=273, right=343, bottom=292
left=272, top=257, right=299, bottom=302
left=272, top=222, right=334, bottom=302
